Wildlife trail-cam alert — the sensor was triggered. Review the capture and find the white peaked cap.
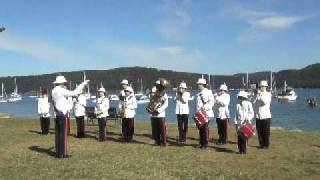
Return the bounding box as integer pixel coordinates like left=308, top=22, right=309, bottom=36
left=237, top=91, right=248, bottom=99
left=98, top=87, right=106, bottom=92
left=196, top=78, right=207, bottom=85
left=179, top=82, right=187, bottom=89
left=53, top=75, right=67, bottom=84
left=219, top=84, right=228, bottom=91
left=121, top=79, right=129, bottom=85
left=259, top=80, right=269, bottom=87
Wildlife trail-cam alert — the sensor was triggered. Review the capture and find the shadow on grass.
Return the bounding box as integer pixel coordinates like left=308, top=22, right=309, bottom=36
left=29, top=146, right=56, bottom=157
left=135, top=133, right=153, bottom=140
left=211, top=146, right=236, bottom=154
left=28, top=130, right=55, bottom=135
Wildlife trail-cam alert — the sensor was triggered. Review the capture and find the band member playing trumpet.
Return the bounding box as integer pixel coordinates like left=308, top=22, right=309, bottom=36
left=74, top=90, right=87, bottom=138
left=215, top=84, right=230, bottom=145
left=51, top=75, right=89, bottom=158
left=235, top=91, right=254, bottom=154
left=37, top=89, right=51, bottom=135
left=119, top=86, right=137, bottom=142
left=195, top=78, right=215, bottom=149
left=95, top=87, right=109, bottom=142
left=254, top=80, right=272, bottom=149
left=174, top=82, right=190, bottom=144
left=147, top=79, right=169, bottom=146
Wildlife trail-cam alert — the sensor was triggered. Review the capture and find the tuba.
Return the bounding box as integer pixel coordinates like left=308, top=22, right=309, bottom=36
left=146, top=78, right=169, bottom=114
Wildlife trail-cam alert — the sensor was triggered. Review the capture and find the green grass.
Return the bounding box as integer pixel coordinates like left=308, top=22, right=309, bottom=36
left=0, top=117, right=320, bottom=180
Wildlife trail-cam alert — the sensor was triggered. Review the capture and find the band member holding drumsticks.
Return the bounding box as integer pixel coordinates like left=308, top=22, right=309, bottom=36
left=254, top=80, right=272, bottom=149
left=215, top=84, right=230, bottom=145
left=235, top=91, right=254, bottom=154
left=37, top=89, right=51, bottom=135
left=51, top=75, right=89, bottom=158
left=74, top=90, right=87, bottom=138
left=147, top=79, right=169, bottom=146
left=119, top=86, right=137, bottom=142
left=95, top=87, right=109, bottom=142
left=174, top=82, right=190, bottom=144
left=196, top=78, right=215, bottom=149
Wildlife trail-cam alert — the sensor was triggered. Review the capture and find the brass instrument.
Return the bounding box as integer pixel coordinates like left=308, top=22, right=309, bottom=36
left=120, top=95, right=133, bottom=118
left=146, top=78, right=169, bottom=114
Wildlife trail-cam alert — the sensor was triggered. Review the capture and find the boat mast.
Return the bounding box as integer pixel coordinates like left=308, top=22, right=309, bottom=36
left=270, top=71, right=273, bottom=92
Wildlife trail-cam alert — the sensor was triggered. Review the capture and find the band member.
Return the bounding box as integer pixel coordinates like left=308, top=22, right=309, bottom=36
left=254, top=80, right=272, bottom=149
left=119, top=79, right=131, bottom=101
left=119, top=86, right=137, bottom=142
left=196, top=78, right=215, bottom=149
left=235, top=91, right=254, bottom=154
left=174, top=82, right=190, bottom=144
left=95, top=87, right=109, bottom=141
left=52, top=75, right=89, bottom=158
left=73, top=90, right=87, bottom=138
left=215, top=84, right=230, bottom=145
left=147, top=79, right=169, bottom=146
left=37, top=89, right=51, bottom=135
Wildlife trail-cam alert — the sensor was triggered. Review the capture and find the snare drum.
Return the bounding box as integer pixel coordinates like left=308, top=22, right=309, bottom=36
left=193, top=110, right=209, bottom=126
left=238, top=123, right=255, bottom=138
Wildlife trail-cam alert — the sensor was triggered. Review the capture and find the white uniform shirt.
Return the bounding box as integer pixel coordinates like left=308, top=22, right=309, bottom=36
left=151, top=93, right=168, bottom=118
left=235, top=100, right=254, bottom=127
left=196, top=88, right=215, bottom=118
left=37, top=96, right=50, bottom=118
left=254, top=91, right=272, bottom=119
left=52, top=82, right=86, bottom=116
left=74, top=94, right=87, bottom=117
left=118, top=94, right=137, bottom=118
left=175, top=91, right=190, bottom=115
left=95, top=96, right=109, bottom=118
left=215, top=93, right=230, bottom=119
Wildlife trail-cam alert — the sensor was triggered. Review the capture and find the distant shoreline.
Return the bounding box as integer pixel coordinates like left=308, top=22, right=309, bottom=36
left=4, top=115, right=317, bottom=133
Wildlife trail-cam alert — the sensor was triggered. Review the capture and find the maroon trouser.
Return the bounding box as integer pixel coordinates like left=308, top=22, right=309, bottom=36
left=151, top=117, right=167, bottom=146
left=177, top=114, right=189, bottom=142
left=76, top=116, right=85, bottom=138
left=55, top=116, right=70, bottom=158
left=256, top=118, right=271, bottom=148
left=40, top=117, right=50, bottom=135
left=199, top=122, right=209, bottom=147
left=122, top=118, right=134, bottom=142
left=98, top=118, right=107, bottom=141
left=216, top=118, right=228, bottom=144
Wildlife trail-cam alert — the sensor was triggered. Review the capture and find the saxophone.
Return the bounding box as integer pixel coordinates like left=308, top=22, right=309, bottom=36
left=120, top=97, right=127, bottom=118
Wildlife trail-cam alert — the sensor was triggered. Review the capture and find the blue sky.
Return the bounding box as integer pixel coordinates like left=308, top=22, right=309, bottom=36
left=0, top=0, right=319, bottom=76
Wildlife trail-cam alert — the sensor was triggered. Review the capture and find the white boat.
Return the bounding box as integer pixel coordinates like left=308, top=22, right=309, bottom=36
left=276, top=81, right=297, bottom=101
left=7, top=78, right=22, bottom=102
left=137, top=95, right=150, bottom=104
left=108, top=94, right=119, bottom=101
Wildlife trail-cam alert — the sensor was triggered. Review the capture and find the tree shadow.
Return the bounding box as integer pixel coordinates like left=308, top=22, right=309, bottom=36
left=29, top=146, right=56, bottom=157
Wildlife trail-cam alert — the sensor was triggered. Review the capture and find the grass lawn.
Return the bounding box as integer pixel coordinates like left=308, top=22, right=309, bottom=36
left=0, top=117, right=319, bottom=179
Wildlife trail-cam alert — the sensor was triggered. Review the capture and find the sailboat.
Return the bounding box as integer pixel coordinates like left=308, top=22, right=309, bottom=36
left=0, top=83, right=7, bottom=102
left=276, top=80, right=297, bottom=101
left=8, top=78, right=22, bottom=102
left=135, top=78, right=150, bottom=104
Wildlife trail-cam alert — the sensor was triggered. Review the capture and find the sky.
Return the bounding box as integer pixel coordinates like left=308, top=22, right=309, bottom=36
left=0, top=0, right=319, bottom=76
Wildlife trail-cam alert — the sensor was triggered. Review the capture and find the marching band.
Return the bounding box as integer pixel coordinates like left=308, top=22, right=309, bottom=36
left=37, top=75, right=273, bottom=157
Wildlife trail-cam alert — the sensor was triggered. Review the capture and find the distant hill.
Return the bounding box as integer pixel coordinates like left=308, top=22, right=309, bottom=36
left=0, top=64, right=320, bottom=94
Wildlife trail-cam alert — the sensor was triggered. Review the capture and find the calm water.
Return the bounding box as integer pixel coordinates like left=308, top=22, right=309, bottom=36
left=1, top=89, right=319, bottom=132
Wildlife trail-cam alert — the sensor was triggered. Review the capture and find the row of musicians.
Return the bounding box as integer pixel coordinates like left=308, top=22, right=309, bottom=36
left=38, top=76, right=271, bottom=158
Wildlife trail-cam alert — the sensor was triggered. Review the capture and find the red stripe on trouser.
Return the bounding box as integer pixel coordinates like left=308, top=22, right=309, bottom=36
left=225, top=119, right=228, bottom=142
left=64, top=117, right=69, bottom=155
